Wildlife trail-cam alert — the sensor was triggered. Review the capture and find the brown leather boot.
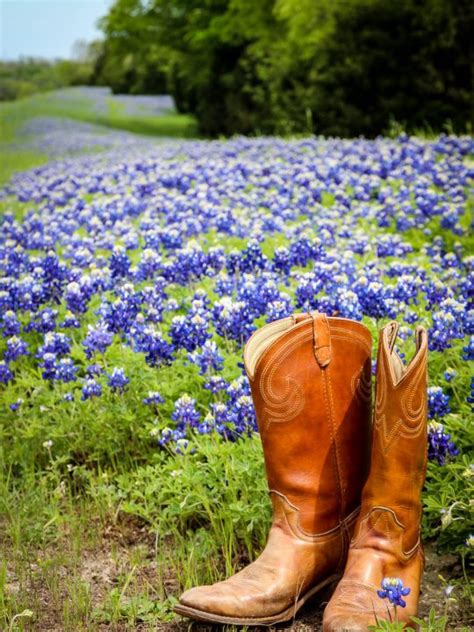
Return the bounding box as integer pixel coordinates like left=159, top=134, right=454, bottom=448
left=175, top=313, right=372, bottom=625
left=323, top=321, right=428, bottom=632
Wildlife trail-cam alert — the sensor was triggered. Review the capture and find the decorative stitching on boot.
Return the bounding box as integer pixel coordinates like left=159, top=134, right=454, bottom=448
left=270, top=490, right=352, bottom=541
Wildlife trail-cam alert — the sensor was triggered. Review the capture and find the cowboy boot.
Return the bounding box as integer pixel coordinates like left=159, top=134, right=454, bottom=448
left=175, top=312, right=373, bottom=625
left=323, top=321, right=428, bottom=631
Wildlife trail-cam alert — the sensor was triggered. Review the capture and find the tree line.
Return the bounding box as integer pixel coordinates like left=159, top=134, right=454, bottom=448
left=92, top=0, right=473, bottom=137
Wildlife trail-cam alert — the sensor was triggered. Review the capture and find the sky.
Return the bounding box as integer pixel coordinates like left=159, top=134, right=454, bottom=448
left=0, top=0, right=112, bottom=60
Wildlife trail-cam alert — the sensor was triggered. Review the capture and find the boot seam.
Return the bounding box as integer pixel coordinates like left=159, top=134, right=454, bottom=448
left=270, top=490, right=359, bottom=540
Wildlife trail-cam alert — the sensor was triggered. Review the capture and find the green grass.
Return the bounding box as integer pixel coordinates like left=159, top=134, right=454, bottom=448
left=0, top=89, right=198, bottom=142
left=0, top=88, right=199, bottom=185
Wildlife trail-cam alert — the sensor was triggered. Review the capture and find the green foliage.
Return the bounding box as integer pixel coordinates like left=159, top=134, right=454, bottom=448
left=370, top=606, right=471, bottom=631
left=95, top=0, right=474, bottom=136
left=0, top=56, right=98, bottom=102
left=94, top=0, right=168, bottom=95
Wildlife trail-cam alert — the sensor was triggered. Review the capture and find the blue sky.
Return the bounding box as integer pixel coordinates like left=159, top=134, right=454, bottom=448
left=1, top=0, right=112, bottom=60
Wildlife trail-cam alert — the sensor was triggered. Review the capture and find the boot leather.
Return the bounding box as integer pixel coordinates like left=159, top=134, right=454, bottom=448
left=176, top=313, right=372, bottom=624
left=323, top=321, right=428, bottom=631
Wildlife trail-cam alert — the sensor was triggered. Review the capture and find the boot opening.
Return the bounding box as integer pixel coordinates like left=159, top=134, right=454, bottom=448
left=386, top=325, right=428, bottom=383
left=244, top=317, right=295, bottom=377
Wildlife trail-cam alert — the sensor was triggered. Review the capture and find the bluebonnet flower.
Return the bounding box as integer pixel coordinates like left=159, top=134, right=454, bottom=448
left=110, top=246, right=131, bottom=279
left=272, top=247, right=292, bottom=275
left=169, top=313, right=211, bottom=352
left=135, top=248, right=162, bottom=281
left=377, top=577, right=410, bottom=608
left=430, top=299, right=466, bottom=351
left=86, top=363, right=103, bottom=377
left=289, top=236, right=322, bottom=267
left=1, top=311, right=21, bottom=337
left=53, top=358, right=78, bottom=382
left=214, top=273, right=235, bottom=297
left=81, top=378, right=103, bottom=400
left=65, top=280, right=91, bottom=314
left=172, top=394, right=201, bottom=430
left=23, top=308, right=58, bottom=333
left=164, top=297, right=181, bottom=311
left=107, top=367, right=129, bottom=391
left=204, top=375, right=228, bottom=394
left=197, top=412, right=215, bottom=435
left=188, top=341, right=224, bottom=375
left=208, top=402, right=232, bottom=435
left=354, top=277, right=393, bottom=319
left=334, top=288, right=363, bottom=320
left=444, top=368, right=457, bottom=382
left=83, top=324, right=114, bottom=358
left=10, top=398, right=23, bottom=411
left=295, top=272, right=321, bottom=310
left=60, top=312, right=81, bottom=329
left=175, top=438, right=194, bottom=455
left=129, top=325, right=174, bottom=366
left=266, top=295, right=293, bottom=322
left=143, top=391, right=165, bottom=406
left=98, top=294, right=140, bottom=334
left=4, top=336, right=29, bottom=362
left=239, top=239, right=268, bottom=273
left=63, top=392, right=74, bottom=402
left=427, top=386, right=451, bottom=419
left=226, top=375, right=252, bottom=404
left=158, top=426, right=187, bottom=447
left=463, top=336, right=474, bottom=361
left=467, top=376, right=474, bottom=409
left=38, top=353, right=57, bottom=380
left=36, top=332, right=71, bottom=357
left=213, top=298, right=255, bottom=343
left=428, top=422, right=459, bottom=465
left=229, top=394, right=257, bottom=437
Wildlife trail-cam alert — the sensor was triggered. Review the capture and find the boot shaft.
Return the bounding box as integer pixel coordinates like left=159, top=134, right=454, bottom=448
left=244, top=312, right=372, bottom=535
left=360, top=322, right=428, bottom=550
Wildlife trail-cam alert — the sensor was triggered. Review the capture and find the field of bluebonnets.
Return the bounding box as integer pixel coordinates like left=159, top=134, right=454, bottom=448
left=0, top=90, right=473, bottom=630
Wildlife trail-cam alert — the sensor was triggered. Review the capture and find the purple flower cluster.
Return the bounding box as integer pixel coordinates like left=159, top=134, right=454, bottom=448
left=428, top=422, right=460, bottom=465
left=377, top=577, right=411, bottom=608
left=427, top=386, right=451, bottom=419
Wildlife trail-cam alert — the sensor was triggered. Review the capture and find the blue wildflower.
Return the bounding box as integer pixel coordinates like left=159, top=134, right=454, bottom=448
left=444, top=368, right=457, bottom=382
left=10, top=398, right=23, bottom=411
left=107, top=367, right=129, bottom=391
left=428, top=386, right=451, bottom=419
left=83, top=324, right=114, bottom=358
left=81, top=378, right=103, bottom=400
left=204, top=375, right=228, bottom=394
left=188, top=341, right=224, bottom=375
left=0, top=361, right=13, bottom=384
left=172, top=394, right=200, bottom=430
left=4, top=336, right=29, bottom=362
left=1, top=311, right=21, bottom=337
left=53, top=358, right=78, bottom=382
left=143, top=391, right=165, bottom=406
left=428, top=422, right=459, bottom=465
left=377, top=577, right=410, bottom=608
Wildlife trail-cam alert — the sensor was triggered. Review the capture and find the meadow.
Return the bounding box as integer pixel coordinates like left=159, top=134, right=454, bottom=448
left=0, top=89, right=472, bottom=631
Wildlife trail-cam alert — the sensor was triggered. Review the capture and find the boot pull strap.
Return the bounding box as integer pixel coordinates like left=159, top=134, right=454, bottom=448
left=310, top=312, right=331, bottom=368
left=385, top=321, right=399, bottom=353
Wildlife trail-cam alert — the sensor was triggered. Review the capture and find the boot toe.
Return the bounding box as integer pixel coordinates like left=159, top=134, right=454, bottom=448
left=178, top=583, right=242, bottom=617
left=323, top=614, right=370, bottom=632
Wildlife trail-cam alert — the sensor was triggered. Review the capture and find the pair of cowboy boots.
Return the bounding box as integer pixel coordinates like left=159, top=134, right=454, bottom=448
left=174, top=313, right=428, bottom=630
